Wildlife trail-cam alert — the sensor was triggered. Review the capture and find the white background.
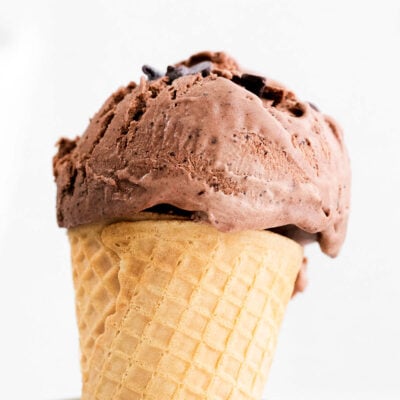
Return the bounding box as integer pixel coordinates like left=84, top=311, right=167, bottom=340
left=1, top=1, right=399, bottom=399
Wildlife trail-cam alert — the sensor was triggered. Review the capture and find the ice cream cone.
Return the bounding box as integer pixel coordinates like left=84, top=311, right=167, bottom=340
left=68, top=218, right=303, bottom=400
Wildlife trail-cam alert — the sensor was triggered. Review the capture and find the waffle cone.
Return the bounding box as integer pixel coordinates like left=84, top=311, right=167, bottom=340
left=68, top=219, right=303, bottom=400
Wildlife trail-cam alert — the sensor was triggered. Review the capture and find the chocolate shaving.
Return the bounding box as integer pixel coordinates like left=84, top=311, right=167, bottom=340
left=308, top=102, right=320, bottom=112
left=232, top=74, right=266, bottom=97
left=166, top=65, right=189, bottom=81
left=289, top=103, right=306, bottom=117
left=187, top=60, right=212, bottom=76
left=142, top=65, right=163, bottom=81
left=231, top=73, right=287, bottom=106
left=166, top=61, right=212, bottom=82
left=262, top=87, right=284, bottom=106
left=142, top=61, right=213, bottom=82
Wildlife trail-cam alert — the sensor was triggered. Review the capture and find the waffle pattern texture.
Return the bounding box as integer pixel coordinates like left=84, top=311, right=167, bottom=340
left=68, top=220, right=302, bottom=400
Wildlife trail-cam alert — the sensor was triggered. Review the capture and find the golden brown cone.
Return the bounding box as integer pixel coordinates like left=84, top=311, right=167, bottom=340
left=68, top=219, right=303, bottom=399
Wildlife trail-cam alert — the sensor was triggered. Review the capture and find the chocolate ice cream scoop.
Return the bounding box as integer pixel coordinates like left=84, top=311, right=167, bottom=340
left=53, top=51, right=350, bottom=257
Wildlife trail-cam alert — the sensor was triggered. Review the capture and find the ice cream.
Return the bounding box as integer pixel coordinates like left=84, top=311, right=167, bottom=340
left=54, top=51, right=350, bottom=399
left=54, top=51, right=349, bottom=257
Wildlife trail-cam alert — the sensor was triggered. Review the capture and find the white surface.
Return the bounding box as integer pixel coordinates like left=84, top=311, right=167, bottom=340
left=1, top=1, right=399, bottom=399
